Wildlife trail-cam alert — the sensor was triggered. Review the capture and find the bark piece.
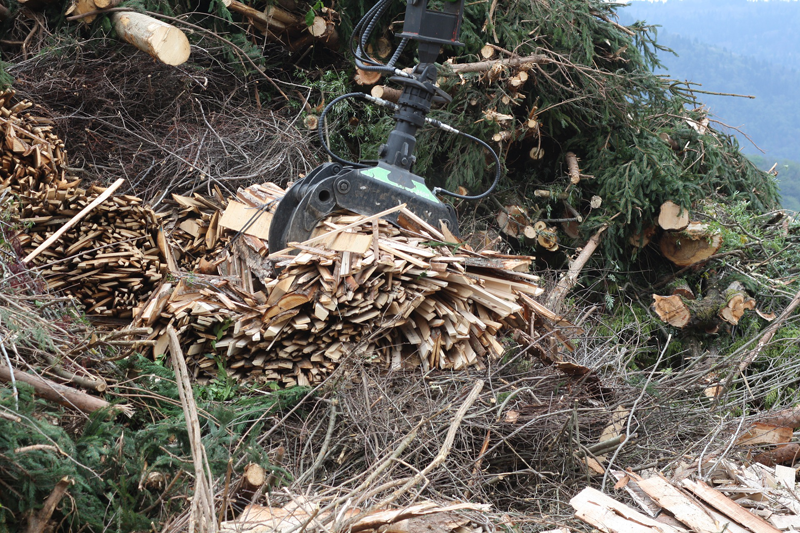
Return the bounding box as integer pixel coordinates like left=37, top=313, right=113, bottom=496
left=660, top=223, right=721, bottom=267
left=760, top=406, right=800, bottom=428
left=658, top=201, right=690, bottom=231
left=111, top=12, right=191, bottom=66
left=753, top=443, right=800, bottom=467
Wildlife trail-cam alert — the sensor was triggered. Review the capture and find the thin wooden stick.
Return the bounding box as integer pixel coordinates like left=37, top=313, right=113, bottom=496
left=23, top=178, right=125, bottom=263
left=167, top=326, right=217, bottom=533
left=545, top=225, right=607, bottom=310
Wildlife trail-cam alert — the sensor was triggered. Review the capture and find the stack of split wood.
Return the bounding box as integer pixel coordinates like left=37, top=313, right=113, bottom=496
left=134, top=182, right=547, bottom=387
left=15, top=181, right=164, bottom=318
left=0, top=89, right=67, bottom=192
left=0, top=89, right=164, bottom=318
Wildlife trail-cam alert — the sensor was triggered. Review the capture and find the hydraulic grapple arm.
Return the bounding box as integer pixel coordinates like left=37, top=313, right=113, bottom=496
left=268, top=0, right=499, bottom=254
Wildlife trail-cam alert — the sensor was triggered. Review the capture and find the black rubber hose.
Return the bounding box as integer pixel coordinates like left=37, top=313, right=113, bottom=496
left=317, top=92, right=372, bottom=168
left=432, top=131, right=502, bottom=200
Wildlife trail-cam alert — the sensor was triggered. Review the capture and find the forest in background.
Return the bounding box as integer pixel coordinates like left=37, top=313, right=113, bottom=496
left=620, top=0, right=800, bottom=210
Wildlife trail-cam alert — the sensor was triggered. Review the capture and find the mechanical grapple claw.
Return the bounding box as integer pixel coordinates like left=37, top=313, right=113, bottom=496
left=268, top=0, right=500, bottom=256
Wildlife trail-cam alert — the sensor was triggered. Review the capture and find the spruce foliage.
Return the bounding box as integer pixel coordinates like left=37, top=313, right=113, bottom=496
left=0, top=354, right=308, bottom=532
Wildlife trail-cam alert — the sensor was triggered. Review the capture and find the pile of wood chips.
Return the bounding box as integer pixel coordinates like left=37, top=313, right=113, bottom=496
left=134, top=182, right=546, bottom=386
left=1, top=89, right=554, bottom=387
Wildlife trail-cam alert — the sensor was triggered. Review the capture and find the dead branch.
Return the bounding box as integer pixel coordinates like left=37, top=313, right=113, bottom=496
left=546, top=225, right=607, bottom=310
left=26, top=476, right=72, bottom=533
left=167, top=325, right=217, bottom=533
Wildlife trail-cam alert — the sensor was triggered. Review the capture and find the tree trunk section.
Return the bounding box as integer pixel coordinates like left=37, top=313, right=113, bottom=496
left=659, top=222, right=722, bottom=267
left=111, top=11, right=191, bottom=66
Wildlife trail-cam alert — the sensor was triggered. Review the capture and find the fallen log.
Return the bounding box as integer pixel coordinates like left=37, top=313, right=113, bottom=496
left=0, top=365, right=131, bottom=416
left=111, top=11, right=191, bottom=66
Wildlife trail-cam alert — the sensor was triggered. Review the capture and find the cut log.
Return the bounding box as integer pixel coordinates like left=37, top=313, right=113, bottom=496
left=111, top=11, right=191, bottom=66
left=566, top=152, right=581, bottom=184
left=371, top=85, right=402, bottom=104
left=652, top=294, right=691, bottom=328
left=480, top=44, right=495, bottom=59
left=496, top=205, right=529, bottom=238
left=659, top=222, right=722, bottom=267
left=658, top=201, right=690, bottom=231
left=354, top=68, right=382, bottom=86
left=308, top=15, right=339, bottom=49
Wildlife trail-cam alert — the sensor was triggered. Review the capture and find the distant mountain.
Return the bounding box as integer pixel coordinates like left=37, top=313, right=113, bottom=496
left=620, top=0, right=800, bottom=71
left=617, top=0, right=800, bottom=208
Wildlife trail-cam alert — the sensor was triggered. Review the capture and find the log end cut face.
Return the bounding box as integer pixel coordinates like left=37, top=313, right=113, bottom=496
left=659, top=222, right=722, bottom=267
left=653, top=294, right=691, bottom=328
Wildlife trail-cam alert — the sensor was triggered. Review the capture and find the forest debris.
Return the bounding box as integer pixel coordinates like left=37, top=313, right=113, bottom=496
left=111, top=12, right=191, bottom=66
left=659, top=222, right=722, bottom=267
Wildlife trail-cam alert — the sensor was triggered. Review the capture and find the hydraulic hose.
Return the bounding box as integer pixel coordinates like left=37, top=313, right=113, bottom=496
left=317, top=93, right=502, bottom=201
